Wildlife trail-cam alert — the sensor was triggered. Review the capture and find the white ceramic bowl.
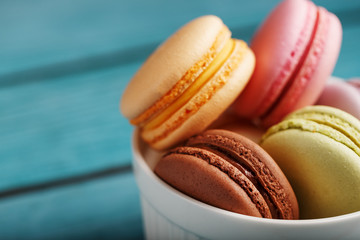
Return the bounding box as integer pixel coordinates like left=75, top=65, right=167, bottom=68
left=131, top=130, right=360, bottom=240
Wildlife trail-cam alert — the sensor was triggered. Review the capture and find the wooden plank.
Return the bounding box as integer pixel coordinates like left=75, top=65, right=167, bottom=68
left=0, top=63, right=139, bottom=190
left=335, top=26, right=360, bottom=78
left=1, top=0, right=360, bottom=76
left=0, top=173, right=143, bottom=240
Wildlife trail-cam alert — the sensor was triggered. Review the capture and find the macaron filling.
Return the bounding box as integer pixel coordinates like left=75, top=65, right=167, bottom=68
left=142, top=38, right=236, bottom=131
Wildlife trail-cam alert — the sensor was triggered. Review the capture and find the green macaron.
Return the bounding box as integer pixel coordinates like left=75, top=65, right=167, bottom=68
left=260, top=105, right=360, bottom=219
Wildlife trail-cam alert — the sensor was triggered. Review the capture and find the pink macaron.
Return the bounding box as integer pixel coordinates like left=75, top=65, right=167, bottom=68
left=233, top=0, right=342, bottom=127
left=349, top=78, right=360, bottom=92
left=316, top=77, right=360, bottom=119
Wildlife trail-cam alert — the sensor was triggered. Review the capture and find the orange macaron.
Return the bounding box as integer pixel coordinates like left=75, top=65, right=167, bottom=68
left=121, top=15, right=255, bottom=150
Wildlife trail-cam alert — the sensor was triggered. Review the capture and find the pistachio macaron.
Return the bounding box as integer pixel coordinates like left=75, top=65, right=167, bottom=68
left=261, top=105, right=360, bottom=219
left=121, top=15, right=255, bottom=150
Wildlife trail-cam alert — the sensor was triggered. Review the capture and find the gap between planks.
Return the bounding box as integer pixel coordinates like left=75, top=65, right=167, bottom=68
left=0, top=163, right=132, bottom=199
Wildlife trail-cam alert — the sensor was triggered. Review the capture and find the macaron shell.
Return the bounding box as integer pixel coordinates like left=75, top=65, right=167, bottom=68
left=233, top=0, right=317, bottom=118
left=348, top=78, right=360, bottom=91
left=142, top=43, right=255, bottom=150
left=121, top=15, right=229, bottom=119
left=261, top=129, right=360, bottom=219
left=316, top=78, right=360, bottom=119
left=155, top=149, right=263, bottom=217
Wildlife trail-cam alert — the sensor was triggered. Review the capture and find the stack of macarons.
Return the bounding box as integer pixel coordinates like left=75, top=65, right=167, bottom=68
left=121, top=0, right=360, bottom=220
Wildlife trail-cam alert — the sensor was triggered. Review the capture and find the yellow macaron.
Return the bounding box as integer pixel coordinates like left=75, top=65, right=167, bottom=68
left=261, top=106, right=360, bottom=219
left=121, top=15, right=255, bottom=150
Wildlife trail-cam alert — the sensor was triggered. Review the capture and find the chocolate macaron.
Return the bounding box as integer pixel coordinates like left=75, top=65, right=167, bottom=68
left=154, top=129, right=299, bottom=219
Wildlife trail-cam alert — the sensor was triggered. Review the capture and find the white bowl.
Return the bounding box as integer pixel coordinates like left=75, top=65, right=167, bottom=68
left=131, top=130, right=360, bottom=240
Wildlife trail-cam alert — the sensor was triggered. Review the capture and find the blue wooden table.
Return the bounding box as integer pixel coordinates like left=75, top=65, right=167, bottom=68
left=1, top=0, right=359, bottom=239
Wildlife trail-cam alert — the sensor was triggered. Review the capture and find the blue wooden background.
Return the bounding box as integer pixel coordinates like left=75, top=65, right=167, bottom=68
left=1, top=0, right=359, bottom=239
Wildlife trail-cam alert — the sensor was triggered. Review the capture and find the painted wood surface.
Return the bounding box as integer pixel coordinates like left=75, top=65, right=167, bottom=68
left=1, top=0, right=360, bottom=239
left=0, top=173, right=143, bottom=240
left=2, top=0, right=360, bottom=76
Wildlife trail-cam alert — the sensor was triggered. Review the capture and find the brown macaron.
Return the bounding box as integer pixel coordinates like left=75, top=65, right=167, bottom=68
left=154, top=129, right=299, bottom=219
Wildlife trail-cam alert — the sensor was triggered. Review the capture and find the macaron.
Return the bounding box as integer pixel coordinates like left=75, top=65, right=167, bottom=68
left=316, top=77, right=360, bottom=119
left=155, top=129, right=299, bottom=219
left=233, top=0, right=342, bottom=127
left=349, top=78, right=360, bottom=91
left=121, top=15, right=255, bottom=150
left=260, top=106, right=360, bottom=219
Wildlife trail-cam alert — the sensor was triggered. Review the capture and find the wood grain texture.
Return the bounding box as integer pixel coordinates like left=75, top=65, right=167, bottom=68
left=0, top=173, right=143, bottom=240
left=0, top=64, right=139, bottom=190
left=2, top=0, right=359, bottom=76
